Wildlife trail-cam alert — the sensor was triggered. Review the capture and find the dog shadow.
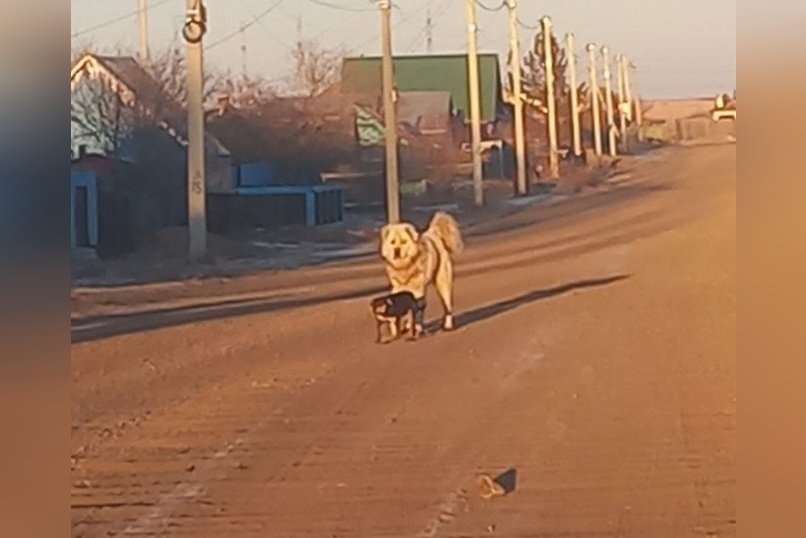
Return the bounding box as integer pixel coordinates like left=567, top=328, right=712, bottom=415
left=424, top=275, right=629, bottom=333
left=493, top=467, right=518, bottom=495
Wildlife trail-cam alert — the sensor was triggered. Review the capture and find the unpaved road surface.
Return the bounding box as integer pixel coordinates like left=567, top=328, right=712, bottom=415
left=71, top=145, right=735, bottom=537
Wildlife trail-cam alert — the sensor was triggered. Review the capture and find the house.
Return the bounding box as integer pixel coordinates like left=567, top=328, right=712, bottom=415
left=642, top=97, right=735, bottom=143
left=207, top=96, right=358, bottom=185
left=203, top=95, right=349, bottom=230
left=70, top=53, right=234, bottom=193
left=71, top=168, right=99, bottom=250
left=338, top=53, right=511, bottom=183
left=340, top=53, right=506, bottom=135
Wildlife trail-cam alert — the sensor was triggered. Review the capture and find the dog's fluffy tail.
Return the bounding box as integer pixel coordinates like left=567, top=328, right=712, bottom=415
left=427, top=211, right=464, bottom=254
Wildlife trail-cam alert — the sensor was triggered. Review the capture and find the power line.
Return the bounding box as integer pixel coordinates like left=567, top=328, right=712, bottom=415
left=246, top=7, right=297, bottom=52
left=351, top=3, right=419, bottom=52
left=405, top=0, right=451, bottom=52
left=206, top=0, right=285, bottom=51
left=517, top=18, right=538, bottom=31
left=307, top=0, right=375, bottom=12
left=475, top=0, right=506, bottom=12
left=71, top=0, right=171, bottom=39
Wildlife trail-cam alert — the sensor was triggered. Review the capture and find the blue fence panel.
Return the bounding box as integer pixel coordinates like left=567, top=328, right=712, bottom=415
left=238, top=162, right=280, bottom=187
left=71, top=170, right=99, bottom=248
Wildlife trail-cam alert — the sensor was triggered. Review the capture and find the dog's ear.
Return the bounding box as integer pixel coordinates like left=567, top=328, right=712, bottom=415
left=380, top=225, right=392, bottom=242
left=403, top=224, right=418, bottom=242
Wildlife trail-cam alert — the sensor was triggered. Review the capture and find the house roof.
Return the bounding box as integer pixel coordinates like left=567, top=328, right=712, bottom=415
left=70, top=53, right=229, bottom=156
left=71, top=55, right=169, bottom=111
left=397, top=91, right=452, bottom=132
left=341, top=53, right=503, bottom=123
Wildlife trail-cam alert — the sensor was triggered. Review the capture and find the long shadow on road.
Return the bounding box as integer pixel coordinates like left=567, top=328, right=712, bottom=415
left=448, top=275, right=630, bottom=330
left=72, top=284, right=387, bottom=344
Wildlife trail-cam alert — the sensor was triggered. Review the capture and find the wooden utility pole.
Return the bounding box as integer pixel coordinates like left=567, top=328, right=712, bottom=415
left=466, top=0, right=484, bottom=206
left=379, top=0, right=400, bottom=223
left=541, top=16, right=559, bottom=179
left=566, top=32, right=582, bottom=157
left=138, top=0, right=150, bottom=64
left=601, top=45, right=617, bottom=157
left=586, top=43, right=603, bottom=157
left=506, top=0, right=527, bottom=195
left=183, top=0, right=208, bottom=260
left=616, top=54, right=628, bottom=152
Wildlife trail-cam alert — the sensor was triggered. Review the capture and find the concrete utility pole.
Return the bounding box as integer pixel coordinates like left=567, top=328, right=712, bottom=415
left=586, top=43, right=603, bottom=157
left=627, top=60, right=643, bottom=128
left=182, top=0, right=208, bottom=260
left=621, top=55, right=633, bottom=119
left=507, top=0, right=527, bottom=195
left=240, top=28, right=248, bottom=80
left=566, top=32, right=582, bottom=158
left=541, top=16, right=559, bottom=179
left=466, top=0, right=484, bottom=206
left=138, top=0, right=150, bottom=64
left=616, top=54, right=628, bottom=152
left=379, top=0, right=400, bottom=223
left=601, top=45, right=617, bottom=157
left=426, top=7, right=433, bottom=53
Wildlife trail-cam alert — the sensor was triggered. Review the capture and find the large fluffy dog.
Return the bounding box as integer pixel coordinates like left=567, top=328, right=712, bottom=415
left=379, top=211, right=463, bottom=332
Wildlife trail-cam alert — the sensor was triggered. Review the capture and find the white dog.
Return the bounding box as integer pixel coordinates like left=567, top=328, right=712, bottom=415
left=379, top=211, right=463, bottom=333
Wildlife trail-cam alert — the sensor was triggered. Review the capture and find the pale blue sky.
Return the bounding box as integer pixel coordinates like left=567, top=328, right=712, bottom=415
left=71, top=0, right=736, bottom=99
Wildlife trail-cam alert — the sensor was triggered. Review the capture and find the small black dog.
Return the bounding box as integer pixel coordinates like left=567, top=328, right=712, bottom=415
left=370, top=291, right=425, bottom=343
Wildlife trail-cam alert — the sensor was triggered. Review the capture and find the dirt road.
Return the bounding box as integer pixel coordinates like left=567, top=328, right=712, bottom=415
left=71, top=145, right=735, bottom=537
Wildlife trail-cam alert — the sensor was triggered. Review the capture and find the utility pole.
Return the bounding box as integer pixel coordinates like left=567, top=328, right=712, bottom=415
left=566, top=32, right=582, bottom=158
left=586, top=43, right=603, bottom=157
left=616, top=54, right=628, bottom=152
left=466, top=0, right=484, bottom=206
left=240, top=27, right=248, bottom=80
left=379, top=0, right=400, bottom=223
left=138, top=0, right=150, bottom=64
left=426, top=7, right=433, bottom=54
left=506, top=0, right=527, bottom=195
left=627, top=60, right=643, bottom=128
left=541, top=16, right=559, bottom=179
left=297, top=16, right=303, bottom=46
left=601, top=45, right=617, bottom=157
left=621, top=55, right=633, bottom=119
left=182, top=0, right=208, bottom=261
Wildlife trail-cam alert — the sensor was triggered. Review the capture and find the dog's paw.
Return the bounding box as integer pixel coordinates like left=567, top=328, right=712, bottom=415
left=476, top=474, right=506, bottom=499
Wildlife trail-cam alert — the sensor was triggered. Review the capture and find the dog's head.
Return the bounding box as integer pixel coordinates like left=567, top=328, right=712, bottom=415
left=371, top=295, right=397, bottom=314
left=380, top=223, right=420, bottom=268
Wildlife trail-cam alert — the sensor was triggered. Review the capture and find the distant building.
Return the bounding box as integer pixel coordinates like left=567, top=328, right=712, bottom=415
left=340, top=53, right=506, bottom=136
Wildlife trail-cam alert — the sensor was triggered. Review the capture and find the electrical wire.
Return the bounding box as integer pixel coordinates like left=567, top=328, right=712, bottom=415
left=475, top=0, right=506, bottom=12
left=307, top=0, right=376, bottom=12
left=517, top=17, right=538, bottom=30
left=205, top=0, right=285, bottom=51
left=350, top=3, right=419, bottom=52
left=404, top=0, right=451, bottom=52
left=71, top=0, right=171, bottom=39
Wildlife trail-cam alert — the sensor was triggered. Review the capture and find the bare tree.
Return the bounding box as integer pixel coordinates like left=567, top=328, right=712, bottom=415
left=71, top=42, right=231, bottom=155
left=216, top=71, right=277, bottom=109
left=291, top=40, right=345, bottom=97
left=71, top=76, right=134, bottom=156
left=521, top=29, right=569, bottom=113
left=147, top=44, right=227, bottom=111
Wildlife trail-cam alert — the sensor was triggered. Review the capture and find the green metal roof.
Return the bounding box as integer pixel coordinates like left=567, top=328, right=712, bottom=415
left=341, top=54, right=503, bottom=123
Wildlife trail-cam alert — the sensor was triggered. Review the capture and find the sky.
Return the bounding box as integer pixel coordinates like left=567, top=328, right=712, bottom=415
left=71, top=0, right=736, bottom=99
